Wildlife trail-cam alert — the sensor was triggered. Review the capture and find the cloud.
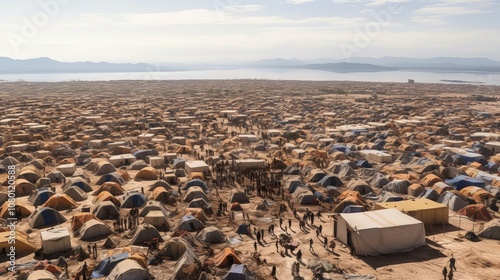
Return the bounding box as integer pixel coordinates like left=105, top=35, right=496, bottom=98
left=331, top=0, right=411, bottom=6
left=413, top=0, right=495, bottom=25
left=285, top=0, right=315, bottom=4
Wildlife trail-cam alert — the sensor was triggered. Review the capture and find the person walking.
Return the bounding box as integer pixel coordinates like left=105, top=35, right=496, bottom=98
left=296, top=249, right=302, bottom=262
left=271, top=266, right=277, bottom=279
left=276, top=240, right=279, bottom=252
left=309, top=239, right=313, bottom=249
left=254, top=241, right=257, bottom=252
left=449, top=256, right=457, bottom=271
left=442, top=267, right=448, bottom=280
left=448, top=269, right=454, bottom=280
left=329, top=239, right=336, bottom=253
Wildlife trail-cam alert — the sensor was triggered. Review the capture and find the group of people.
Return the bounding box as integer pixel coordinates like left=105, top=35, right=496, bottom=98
left=442, top=256, right=457, bottom=280
left=86, top=243, right=98, bottom=259
left=113, top=208, right=140, bottom=232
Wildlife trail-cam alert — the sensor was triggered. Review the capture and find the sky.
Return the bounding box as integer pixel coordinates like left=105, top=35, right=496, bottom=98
left=0, top=0, right=499, bottom=63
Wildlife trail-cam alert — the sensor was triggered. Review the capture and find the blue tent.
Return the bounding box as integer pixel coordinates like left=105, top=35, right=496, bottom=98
left=183, top=179, right=208, bottom=192
left=96, top=173, right=126, bottom=185
left=457, top=152, right=484, bottom=165
left=120, top=192, right=147, bottom=208
left=445, top=175, right=485, bottom=190
left=318, top=175, right=343, bottom=188
left=91, top=252, right=129, bottom=278
left=236, top=224, right=250, bottom=235
left=133, top=149, right=158, bottom=160
left=343, top=205, right=364, bottom=213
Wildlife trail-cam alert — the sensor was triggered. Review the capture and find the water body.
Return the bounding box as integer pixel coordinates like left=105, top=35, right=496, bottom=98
left=1, top=68, right=500, bottom=85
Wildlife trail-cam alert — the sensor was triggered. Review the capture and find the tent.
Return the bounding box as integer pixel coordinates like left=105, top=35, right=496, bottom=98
left=91, top=252, right=129, bottom=278
left=185, top=208, right=209, bottom=223
left=128, top=160, right=150, bottom=170
left=143, top=210, right=172, bottom=231
left=95, top=161, right=117, bottom=175
left=26, top=270, right=57, bottom=280
left=197, top=226, right=226, bottom=244
left=64, top=185, right=88, bottom=201
left=27, top=207, right=67, bottom=229
left=382, top=180, right=410, bottom=194
left=457, top=204, right=493, bottom=221
left=375, top=198, right=449, bottom=226
left=418, top=188, right=438, bottom=201
left=297, top=191, right=318, bottom=205
left=445, top=175, right=485, bottom=191
left=377, top=191, right=403, bottom=203
left=318, top=175, right=343, bottom=188
left=183, top=179, right=209, bottom=193
left=407, top=184, right=425, bottom=197
left=421, top=174, right=442, bottom=188
left=29, top=188, right=55, bottom=206
left=432, top=182, right=454, bottom=196
left=0, top=202, right=31, bottom=219
left=71, top=212, right=99, bottom=231
left=285, top=177, right=304, bottom=193
left=329, top=163, right=357, bottom=178
left=150, top=188, right=174, bottom=204
left=160, top=237, right=194, bottom=260
left=0, top=229, right=36, bottom=256
left=14, top=179, right=37, bottom=197
left=342, top=205, right=365, bottom=213
left=176, top=215, right=205, bottom=232
left=347, top=180, right=374, bottom=195
left=186, top=198, right=213, bottom=214
left=236, top=224, right=250, bottom=235
left=106, top=259, right=151, bottom=280
left=183, top=186, right=209, bottom=202
left=478, top=219, right=500, bottom=240
left=96, top=173, right=127, bottom=185
left=119, top=192, right=148, bottom=208
left=437, top=191, right=469, bottom=212
left=334, top=196, right=366, bottom=213
left=18, top=168, right=42, bottom=184
left=367, top=173, right=390, bottom=188
left=41, top=194, right=78, bottom=210
left=41, top=228, right=71, bottom=254
left=228, top=190, right=250, bottom=204
left=139, top=201, right=169, bottom=217
left=213, top=247, right=243, bottom=267
left=1, top=156, right=19, bottom=166
left=222, top=264, right=255, bottom=280
left=305, top=169, right=327, bottom=183
left=64, top=177, right=93, bottom=192
left=128, top=223, right=164, bottom=245
left=148, top=180, right=173, bottom=192
left=78, top=219, right=113, bottom=241
left=47, top=171, right=66, bottom=183
left=94, top=191, right=122, bottom=207
left=135, top=166, right=159, bottom=180
left=93, top=201, right=121, bottom=220
left=171, top=243, right=200, bottom=279
left=460, top=186, right=494, bottom=203
left=94, top=182, right=126, bottom=196
left=335, top=209, right=426, bottom=256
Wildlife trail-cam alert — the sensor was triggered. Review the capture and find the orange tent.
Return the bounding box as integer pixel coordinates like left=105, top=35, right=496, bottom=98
left=93, top=182, right=126, bottom=196
left=0, top=202, right=32, bottom=219
left=334, top=197, right=365, bottom=213
left=459, top=187, right=494, bottom=203
left=457, top=205, right=493, bottom=222
left=213, top=247, right=243, bottom=267
left=421, top=174, right=442, bottom=188
left=338, top=190, right=364, bottom=202
left=93, top=191, right=121, bottom=207
left=71, top=213, right=99, bottom=231
left=135, top=167, right=159, bottom=180
left=42, top=194, right=78, bottom=210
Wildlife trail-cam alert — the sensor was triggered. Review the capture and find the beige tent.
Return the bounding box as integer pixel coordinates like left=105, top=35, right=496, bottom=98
left=107, top=259, right=151, bottom=280
left=0, top=202, right=32, bottom=219
left=135, top=166, right=159, bottom=180
left=42, top=194, right=78, bottom=210
left=0, top=228, right=36, bottom=256
left=93, top=182, right=126, bottom=196
left=71, top=212, right=99, bottom=231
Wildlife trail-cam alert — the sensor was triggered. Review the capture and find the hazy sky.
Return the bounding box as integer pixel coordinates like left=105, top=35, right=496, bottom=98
left=1, top=0, right=499, bottom=63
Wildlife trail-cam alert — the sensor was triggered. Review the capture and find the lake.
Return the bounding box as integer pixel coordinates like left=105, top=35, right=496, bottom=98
left=1, top=68, right=500, bottom=85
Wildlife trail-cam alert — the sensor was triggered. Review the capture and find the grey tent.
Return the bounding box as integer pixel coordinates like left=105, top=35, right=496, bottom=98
left=139, top=201, right=170, bottom=217
left=183, top=187, right=209, bottom=202
left=119, top=191, right=148, bottom=208
left=103, top=236, right=118, bottom=249
left=1, top=156, right=19, bottom=166
left=64, top=177, right=93, bottom=193
left=367, top=173, right=390, bottom=188
left=148, top=180, right=173, bottom=191
left=160, top=237, right=194, bottom=260
left=27, top=207, right=67, bottom=229
left=228, top=190, right=250, bottom=204
left=284, top=176, right=304, bottom=193
left=172, top=243, right=200, bottom=279
left=347, top=180, right=374, bottom=195
left=128, top=160, right=149, bottom=170
left=93, top=201, right=121, bottom=220
left=478, top=219, right=500, bottom=240
left=28, top=188, right=55, bottom=206
left=96, top=173, right=126, bottom=185
left=329, top=163, right=357, bottom=179
left=176, top=215, right=205, bottom=232
left=382, top=180, right=410, bottom=194
left=437, top=191, right=468, bottom=211
left=64, top=185, right=89, bottom=201
left=187, top=198, right=213, bottom=214
left=196, top=226, right=226, bottom=244
left=47, top=171, right=66, bottom=183
left=143, top=210, right=173, bottom=231
left=78, top=219, right=113, bottom=241
left=223, top=264, right=255, bottom=280
left=95, top=162, right=117, bottom=175
left=418, top=188, right=439, bottom=201
left=127, top=223, right=164, bottom=245
left=297, top=192, right=317, bottom=205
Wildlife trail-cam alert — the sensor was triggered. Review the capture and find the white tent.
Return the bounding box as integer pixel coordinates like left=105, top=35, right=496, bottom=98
left=41, top=228, right=72, bottom=254
left=106, top=259, right=151, bottom=280
left=335, top=208, right=425, bottom=256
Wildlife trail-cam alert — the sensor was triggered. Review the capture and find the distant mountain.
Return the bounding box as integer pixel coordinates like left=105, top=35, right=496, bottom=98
left=301, top=62, right=397, bottom=72
left=0, top=57, right=155, bottom=73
